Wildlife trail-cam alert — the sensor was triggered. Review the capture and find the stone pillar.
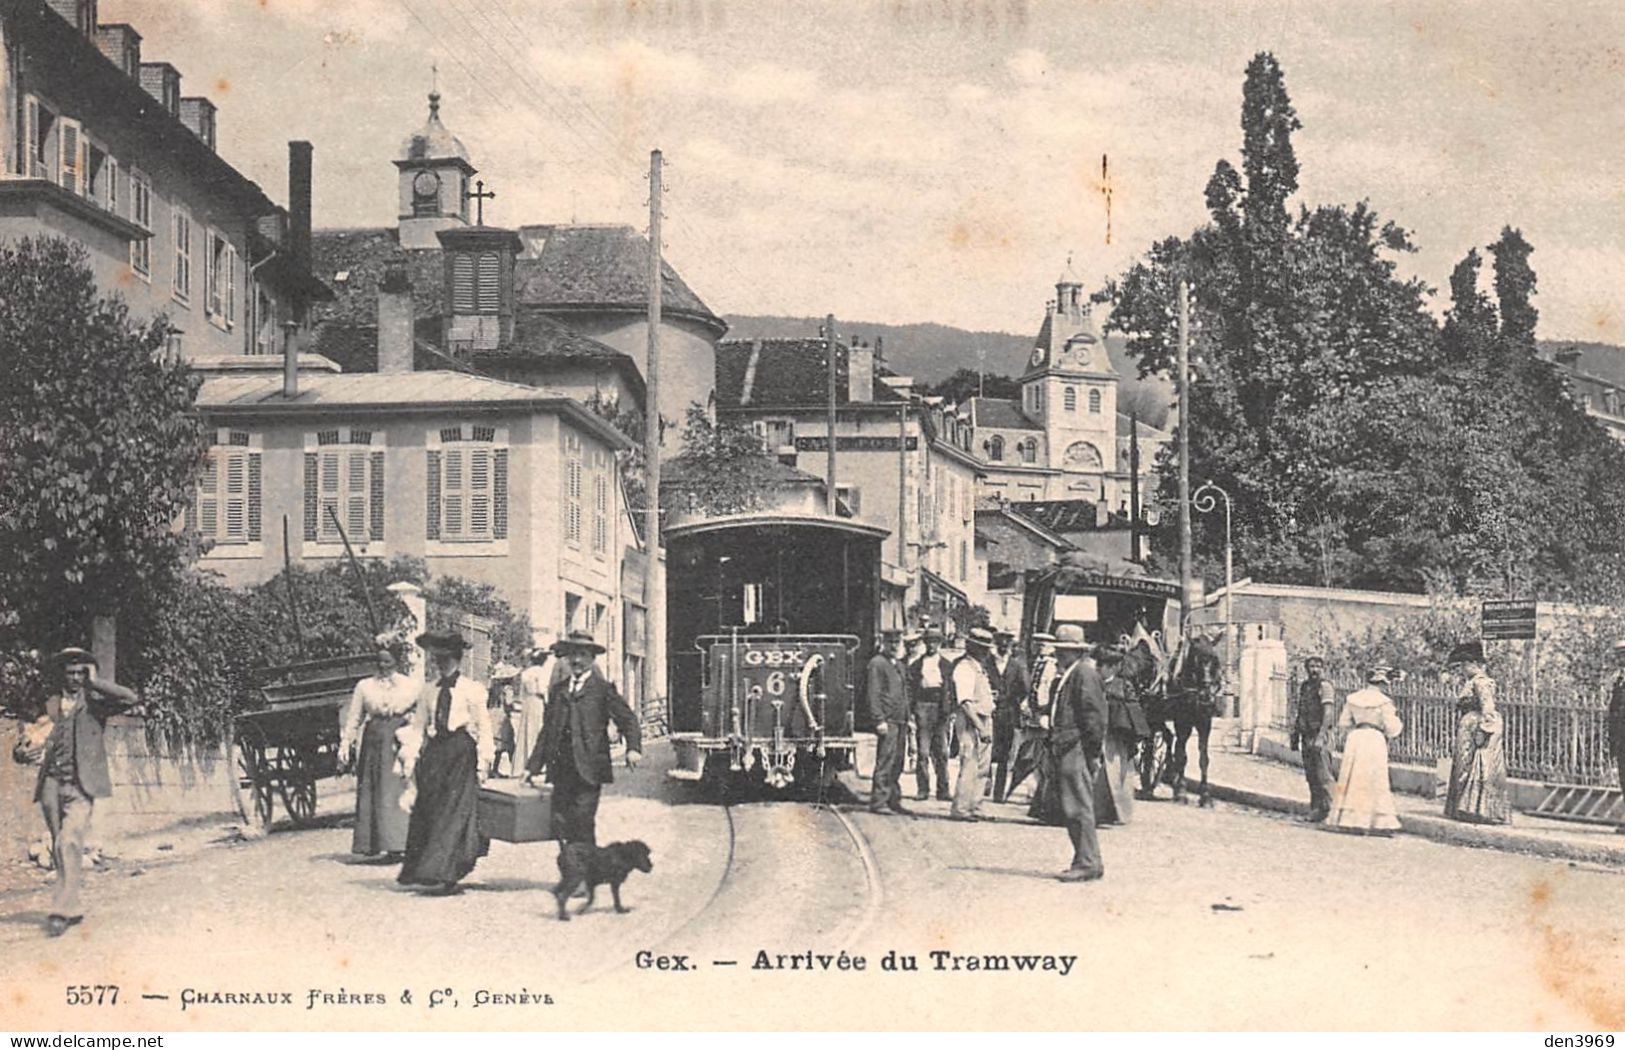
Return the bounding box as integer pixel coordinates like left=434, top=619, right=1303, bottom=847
left=1238, top=627, right=1287, bottom=751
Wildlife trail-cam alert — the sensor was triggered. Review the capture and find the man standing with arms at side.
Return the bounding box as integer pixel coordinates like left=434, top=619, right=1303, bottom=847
left=867, top=628, right=911, bottom=815
left=31, top=648, right=139, bottom=936
left=526, top=630, right=641, bottom=849
left=989, top=628, right=1031, bottom=803
left=909, top=626, right=952, bottom=802
left=1049, top=625, right=1106, bottom=882
left=949, top=627, right=998, bottom=822
left=1291, top=655, right=1337, bottom=823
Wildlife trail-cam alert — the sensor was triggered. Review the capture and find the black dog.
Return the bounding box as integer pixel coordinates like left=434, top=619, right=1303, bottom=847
left=554, top=840, right=653, bottom=921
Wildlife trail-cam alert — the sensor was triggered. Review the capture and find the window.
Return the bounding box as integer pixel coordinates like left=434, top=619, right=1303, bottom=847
left=22, top=97, right=55, bottom=179
left=303, top=429, right=385, bottom=549
left=591, top=447, right=610, bottom=556
left=427, top=424, right=508, bottom=546
left=206, top=230, right=237, bottom=328
left=173, top=208, right=192, bottom=303
left=452, top=251, right=502, bottom=314
left=763, top=419, right=795, bottom=449
left=86, top=142, right=115, bottom=210
left=564, top=430, right=584, bottom=547
left=1020, top=438, right=1037, bottom=464
left=192, top=430, right=261, bottom=552
left=254, top=288, right=277, bottom=355
left=836, top=485, right=861, bottom=515
left=57, top=117, right=84, bottom=195
left=987, top=435, right=1003, bottom=461
left=1064, top=387, right=1077, bottom=412
left=1089, top=389, right=1101, bottom=414
left=129, top=169, right=152, bottom=277
left=959, top=540, right=968, bottom=582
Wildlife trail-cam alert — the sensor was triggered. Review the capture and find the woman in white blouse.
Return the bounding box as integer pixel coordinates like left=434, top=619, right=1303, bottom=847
left=340, top=638, right=419, bottom=858
left=1325, top=665, right=1405, bottom=836
left=397, top=631, right=493, bottom=893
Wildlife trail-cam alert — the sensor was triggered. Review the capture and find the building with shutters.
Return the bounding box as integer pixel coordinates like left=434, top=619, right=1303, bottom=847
left=0, top=0, right=328, bottom=361
left=713, top=334, right=986, bottom=632
left=192, top=369, right=633, bottom=662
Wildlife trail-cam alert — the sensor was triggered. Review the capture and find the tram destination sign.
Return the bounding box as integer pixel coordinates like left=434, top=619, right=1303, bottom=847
left=1481, top=598, right=1537, bottom=641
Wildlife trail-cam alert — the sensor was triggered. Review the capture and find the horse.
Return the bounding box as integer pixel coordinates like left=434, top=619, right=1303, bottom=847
left=1163, top=635, right=1223, bottom=807
left=1122, top=636, right=1173, bottom=800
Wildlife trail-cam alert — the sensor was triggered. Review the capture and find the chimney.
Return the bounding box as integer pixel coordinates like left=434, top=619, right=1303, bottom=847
left=179, top=97, right=217, bottom=150
left=377, top=263, right=415, bottom=374
left=282, top=321, right=300, bottom=400
left=288, top=141, right=313, bottom=279
left=848, top=338, right=874, bottom=403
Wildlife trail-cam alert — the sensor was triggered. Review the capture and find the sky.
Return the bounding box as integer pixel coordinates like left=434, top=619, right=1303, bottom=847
left=104, top=0, right=1625, bottom=355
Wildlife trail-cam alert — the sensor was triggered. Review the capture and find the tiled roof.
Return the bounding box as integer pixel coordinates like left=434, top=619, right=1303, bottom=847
left=1007, top=499, right=1106, bottom=534
left=472, top=309, right=646, bottom=401
left=715, top=339, right=909, bottom=409
left=309, top=223, right=723, bottom=333
left=194, top=373, right=630, bottom=449
left=968, top=397, right=1040, bottom=431
left=312, top=321, right=473, bottom=375
left=515, top=225, right=723, bottom=332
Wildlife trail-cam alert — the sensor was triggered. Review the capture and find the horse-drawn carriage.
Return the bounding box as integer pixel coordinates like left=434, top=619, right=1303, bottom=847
left=1021, top=564, right=1224, bottom=805
left=235, top=653, right=376, bottom=827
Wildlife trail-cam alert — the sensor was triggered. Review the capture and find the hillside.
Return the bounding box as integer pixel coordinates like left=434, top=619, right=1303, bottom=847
left=723, top=314, right=1176, bottom=426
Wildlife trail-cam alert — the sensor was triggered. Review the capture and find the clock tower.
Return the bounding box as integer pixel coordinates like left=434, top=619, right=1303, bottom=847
left=394, top=90, right=477, bottom=250
left=1020, top=257, right=1118, bottom=496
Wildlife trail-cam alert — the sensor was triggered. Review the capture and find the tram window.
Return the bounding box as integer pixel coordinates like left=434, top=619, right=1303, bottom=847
left=742, top=583, right=763, bottom=626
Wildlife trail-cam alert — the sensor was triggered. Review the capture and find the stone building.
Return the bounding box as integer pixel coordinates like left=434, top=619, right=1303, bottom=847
left=962, top=263, right=1170, bottom=507
left=0, top=0, right=327, bottom=361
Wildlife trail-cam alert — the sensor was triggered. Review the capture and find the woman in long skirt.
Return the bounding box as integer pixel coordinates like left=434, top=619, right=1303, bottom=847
left=339, top=639, right=419, bottom=857
left=1444, top=642, right=1511, bottom=825
left=1325, top=666, right=1404, bottom=835
left=398, top=631, right=493, bottom=893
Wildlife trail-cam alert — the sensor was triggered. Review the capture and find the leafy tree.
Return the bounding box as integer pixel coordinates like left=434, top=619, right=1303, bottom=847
left=663, top=405, right=789, bottom=516
left=0, top=238, right=207, bottom=656
left=588, top=393, right=647, bottom=523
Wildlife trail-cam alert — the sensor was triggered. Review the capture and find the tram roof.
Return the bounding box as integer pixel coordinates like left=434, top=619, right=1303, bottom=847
left=665, top=511, right=891, bottom=542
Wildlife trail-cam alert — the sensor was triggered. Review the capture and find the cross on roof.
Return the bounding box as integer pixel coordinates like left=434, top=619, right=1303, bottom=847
left=465, top=179, right=496, bottom=225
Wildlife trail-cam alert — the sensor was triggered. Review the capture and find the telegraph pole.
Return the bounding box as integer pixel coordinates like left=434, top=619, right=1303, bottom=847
left=1177, top=279, right=1194, bottom=631
left=1129, top=410, right=1141, bottom=563
left=825, top=313, right=838, bottom=514
left=645, top=150, right=664, bottom=718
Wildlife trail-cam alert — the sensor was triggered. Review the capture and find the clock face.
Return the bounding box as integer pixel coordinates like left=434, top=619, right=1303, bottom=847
left=412, top=170, right=440, bottom=197
left=1029, top=347, right=1044, bottom=367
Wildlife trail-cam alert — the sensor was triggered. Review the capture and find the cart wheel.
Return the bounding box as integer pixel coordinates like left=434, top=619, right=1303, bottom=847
left=282, top=776, right=318, bottom=825
left=237, top=737, right=274, bottom=829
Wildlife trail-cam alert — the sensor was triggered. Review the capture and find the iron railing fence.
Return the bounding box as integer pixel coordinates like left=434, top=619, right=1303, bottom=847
left=1271, top=671, right=1615, bottom=786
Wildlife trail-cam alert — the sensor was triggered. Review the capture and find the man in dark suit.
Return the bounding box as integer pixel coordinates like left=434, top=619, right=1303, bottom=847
left=866, top=629, right=910, bottom=815
left=29, top=648, right=139, bottom=936
left=525, top=630, right=642, bottom=849
left=989, top=628, right=1031, bottom=803
left=1048, top=625, right=1106, bottom=882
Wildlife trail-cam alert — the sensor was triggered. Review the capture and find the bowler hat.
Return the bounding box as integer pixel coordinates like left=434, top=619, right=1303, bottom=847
left=1446, top=641, right=1485, bottom=666
left=55, top=647, right=97, bottom=668
left=1051, top=624, right=1090, bottom=650
left=553, top=629, right=606, bottom=655
left=416, top=630, right=470, bottom=654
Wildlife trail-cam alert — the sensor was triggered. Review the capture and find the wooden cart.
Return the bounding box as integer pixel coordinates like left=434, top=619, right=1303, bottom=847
left=235, top=654, right=376, bottom=828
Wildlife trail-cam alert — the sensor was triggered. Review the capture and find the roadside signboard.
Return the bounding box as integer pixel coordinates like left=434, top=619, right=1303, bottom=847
left=1481, top=598, right=1537, bottom=641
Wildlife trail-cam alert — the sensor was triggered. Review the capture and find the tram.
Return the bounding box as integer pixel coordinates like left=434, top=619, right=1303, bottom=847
left=665, top=510, right=887, bottom=791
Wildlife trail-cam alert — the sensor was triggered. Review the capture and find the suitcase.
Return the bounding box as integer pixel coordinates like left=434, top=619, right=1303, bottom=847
left=477, top=779, right=555, bottom=843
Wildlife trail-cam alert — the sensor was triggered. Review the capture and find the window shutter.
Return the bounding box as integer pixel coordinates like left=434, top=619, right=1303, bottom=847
left=425, top=449, right=441, bottom=540
left=469, top=448, right=490, bottom=536
left=225, top=244, right=237, bottom=324
left=205, top=234, right=218, bottom=316
left=247, top=452, right=261, bottom=542
left=20, top=98, right=37, bottom=176
left=370, top=450, right=385, bottom=541
left=199, top=454, right=219, bottom=538
left=345, top=451, right=367, bottom=538
left=105, top=157, right=118, bottom=214
left=184, top=496, right=197, bottom=535
left=319, top=451, right=340, bottom=538
left=443, top=448, right=464, bottom=536
left=58, top=119, right=81, bottom=194
left=223, top=453, right=246, bottom=541
left=477, top=252, right=500, bottom=312
left=492, top=448, right=507, bottom=540
left=453, top=255, right=474, bottom=311
left=303, top=452, right=318, bottom=540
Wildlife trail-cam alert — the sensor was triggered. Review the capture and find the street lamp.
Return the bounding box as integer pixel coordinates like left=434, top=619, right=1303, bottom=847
left=1192, top=480, right=1234, bottom=716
